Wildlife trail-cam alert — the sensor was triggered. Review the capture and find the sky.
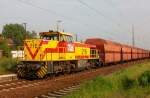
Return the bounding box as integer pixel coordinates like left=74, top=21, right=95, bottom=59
left=0, top=0, right=150, bottom=49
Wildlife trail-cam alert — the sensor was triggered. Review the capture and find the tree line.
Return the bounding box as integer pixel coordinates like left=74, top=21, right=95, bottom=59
left=2, top=23, right=37, bottom=46
left=0, top=23, right=37, bottom=57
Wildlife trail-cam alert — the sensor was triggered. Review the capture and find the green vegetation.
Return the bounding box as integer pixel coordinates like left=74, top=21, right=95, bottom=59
left=0, top=57, right=19, bottom=75
left=0, top=39, right=11, bottom=57
left=2, top=23, right=36, bottom=46
left=2, top=23, right=26, bottom=46
left=65, top=61, right=150, bottom=98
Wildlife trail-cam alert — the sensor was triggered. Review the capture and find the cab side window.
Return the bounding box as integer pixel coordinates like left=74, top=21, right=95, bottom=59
left=59, top=35, right=73, bottom=43
left=66, top=36, right=73, bottom=43
left=60, top=35, right=65, bottom=41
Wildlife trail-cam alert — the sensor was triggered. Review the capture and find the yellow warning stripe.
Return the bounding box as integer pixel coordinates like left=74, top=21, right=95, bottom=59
left=40, top=69, right=45, bottom=76
left=20, top=69, right=24, bottom=77
left=37, top=69, right=44, bottom=78
left=44, top=65, right=48, bottom=69
left=17, top=68, right=25, bottom=77
left=37, top=71, right=43, bottom=78
left=18, top=69, right=22, bottom=76
left=41, top=66, right=47, bottom=72
left=37, top=65, right=47, bottom=78
left=37, top=65, right=48, bottom=78
left=41, top=69, right=46, bottom=75
left=17, top=70, right=21, bottom=75
left=40, top=67, right=47, bottom=76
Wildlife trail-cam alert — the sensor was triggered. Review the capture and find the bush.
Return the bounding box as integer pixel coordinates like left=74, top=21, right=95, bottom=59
left=0, top=40, right=11, bottom=57
left=138, top=71, right=150, bottom=87
left=120, top=76, right=136, bottom=90
left=0, top=57, right=18, bottom=72
left=92, top=76, right=113, bottom=90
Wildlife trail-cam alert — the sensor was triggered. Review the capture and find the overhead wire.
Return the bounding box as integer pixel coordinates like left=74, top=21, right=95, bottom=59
left=16, top=0, right=115, bottom=38
left=76, top=0, right=133, bottom=44
left=77, top=0, right=121, bottom=26
left=16, top=0, right=124, bottom=41
left=17, top=0, right=74, bottom=21
left=17, top=0, right=94, bottom=28
left=76, top=0, right=123, bottom=39
left=104, top=0, right=124, bottom=17
left=104, top=0, right=131, bottom=33
left=17, top=0, right=104, bottom=36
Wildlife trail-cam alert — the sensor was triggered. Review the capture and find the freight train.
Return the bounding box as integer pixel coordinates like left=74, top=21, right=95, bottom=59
left=17, top=31, right=150, bottom=79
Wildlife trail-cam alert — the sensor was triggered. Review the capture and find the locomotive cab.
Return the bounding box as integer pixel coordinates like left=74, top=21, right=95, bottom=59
left=40, top=31, right=73, bottom=42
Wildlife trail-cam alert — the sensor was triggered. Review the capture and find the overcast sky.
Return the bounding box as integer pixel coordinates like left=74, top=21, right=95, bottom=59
left=0, top=0, right=150, bottom=49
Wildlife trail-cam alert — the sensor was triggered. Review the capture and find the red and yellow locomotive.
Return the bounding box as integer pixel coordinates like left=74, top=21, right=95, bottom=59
left=17, top=31, right=99, bottom=78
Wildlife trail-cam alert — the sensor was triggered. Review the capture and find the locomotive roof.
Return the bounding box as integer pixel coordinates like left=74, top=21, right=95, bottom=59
left=39, top=31, right=72, bottom=36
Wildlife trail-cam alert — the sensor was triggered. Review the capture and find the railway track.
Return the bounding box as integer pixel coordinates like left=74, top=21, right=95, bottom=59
left=0, top=60, right=149, bottom=98
left=35, top=84, right=80, bottom=98
left=0, top=79, right=42, bottom=93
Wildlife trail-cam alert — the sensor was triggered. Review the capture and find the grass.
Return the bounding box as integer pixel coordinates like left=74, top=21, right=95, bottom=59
left=0, top=57, right=19, bottom=75
left=64, top=60, right=150, bottom=98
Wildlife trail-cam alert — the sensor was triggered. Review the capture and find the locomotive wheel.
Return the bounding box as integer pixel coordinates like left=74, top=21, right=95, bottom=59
left=66, top=65, right=71, bottom=74
left=25, top=69, right=37, bottom=80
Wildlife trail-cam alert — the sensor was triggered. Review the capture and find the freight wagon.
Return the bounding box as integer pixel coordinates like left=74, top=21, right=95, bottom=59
left=85, top=38, right=150, bottom=65
left=85, top=38, right=122, bottom=64
left=122, top=45, right=132, bottom=61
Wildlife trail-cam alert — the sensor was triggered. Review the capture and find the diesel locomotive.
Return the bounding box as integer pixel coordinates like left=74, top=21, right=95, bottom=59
left=17, top=31, right=99, bottom=79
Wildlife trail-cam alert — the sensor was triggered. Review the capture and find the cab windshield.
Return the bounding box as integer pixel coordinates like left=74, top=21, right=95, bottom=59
left=40, top=34, right=73, bottom=42
left=40, top=34, right=59, bottom=41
